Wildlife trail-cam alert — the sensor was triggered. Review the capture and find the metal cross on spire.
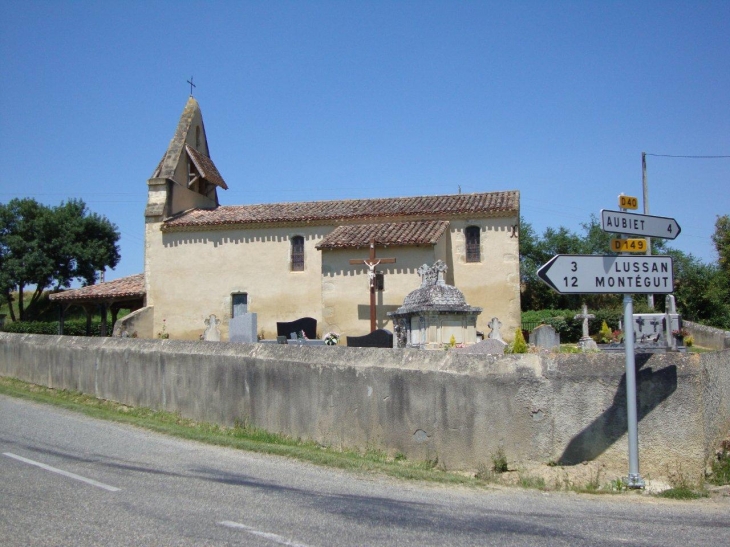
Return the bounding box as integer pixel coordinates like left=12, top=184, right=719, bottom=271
left=187, top=76, right=196, bottom=97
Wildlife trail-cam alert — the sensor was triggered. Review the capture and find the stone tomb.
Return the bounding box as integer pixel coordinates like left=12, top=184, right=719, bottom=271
left=452, top=338, right=507, bottom=355
left=388, top=261, right=482, bottom=349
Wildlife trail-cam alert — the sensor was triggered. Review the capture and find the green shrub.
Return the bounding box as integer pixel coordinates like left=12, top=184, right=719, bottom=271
left=507, top=328, right=528, bottom=353
left=3, top=320, right=111, bottom=337
left=709, top=447, right=730, bottom=485
left=594, top=320, right=613, bottom=344
left=492, top=447, right=508, bottom=473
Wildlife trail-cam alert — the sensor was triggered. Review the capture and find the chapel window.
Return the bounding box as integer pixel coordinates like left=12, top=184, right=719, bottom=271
left=196, top=126, right=201, bottom=149
left=465, top=226, right=481, bottom=263
left=291, top=236, right=305, bottom=271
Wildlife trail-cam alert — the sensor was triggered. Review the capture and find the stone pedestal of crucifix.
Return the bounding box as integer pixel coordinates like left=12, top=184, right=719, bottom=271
left=349, top=239, right=396, bottom=333
left=574, top=303, right=597, bottom=351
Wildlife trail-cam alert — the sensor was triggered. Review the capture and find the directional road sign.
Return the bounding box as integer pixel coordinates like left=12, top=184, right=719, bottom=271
left=601, top=210, right=681, bottom=240
left=537, top=254, right=674, bottom=294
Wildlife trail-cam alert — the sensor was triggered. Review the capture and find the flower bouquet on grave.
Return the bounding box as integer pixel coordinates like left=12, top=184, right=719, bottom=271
left=323, top=332, right=340, bottom=345
left=297, top=330, right=308, bottom=340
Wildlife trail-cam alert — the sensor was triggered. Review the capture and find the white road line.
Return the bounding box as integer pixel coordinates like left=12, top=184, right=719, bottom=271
left=3, top=452, right=121, bottom=492
left=218, top=521, right=311, bottom=547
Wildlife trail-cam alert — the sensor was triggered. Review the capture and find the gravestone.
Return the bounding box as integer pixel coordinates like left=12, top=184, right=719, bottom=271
left=529, top=324, right=560, bottom=351
left=346, top=329, right=393, bottom=348
left=452, top=338, right=507, bottom=355
left=203, top=314, right=221, bottom=342
left=487, top=317, right=503, bottom=342
left=632, top=313, right=681, bottom=346
left=229, top=312, right=257, bottom=343
left=277, top=317, right=317, bottom=340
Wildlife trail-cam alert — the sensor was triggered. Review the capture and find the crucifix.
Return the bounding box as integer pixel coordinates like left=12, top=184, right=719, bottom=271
left=349, top=239, right=396, bottom=332
left=187, top=76, right=196, bottom=97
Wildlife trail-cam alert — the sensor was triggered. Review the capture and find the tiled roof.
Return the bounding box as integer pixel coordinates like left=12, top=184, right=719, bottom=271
left=162, top=190, right=519, bottom=231
left=316, top=220, right=449, bottom=249
left=49, top=274, right=145, bottom=303
left=186, top=144, right=228, bottom=190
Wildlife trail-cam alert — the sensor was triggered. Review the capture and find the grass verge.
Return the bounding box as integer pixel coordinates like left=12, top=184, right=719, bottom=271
left=0, top=376, right=475, bottom=486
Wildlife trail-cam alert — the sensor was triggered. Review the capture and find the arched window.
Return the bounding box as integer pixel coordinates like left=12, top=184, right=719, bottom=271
left=465, top=226, right=481, bottom=263
left=291, top=236, right=304, bottom=271
left=195, top=126, right=201, bottom=149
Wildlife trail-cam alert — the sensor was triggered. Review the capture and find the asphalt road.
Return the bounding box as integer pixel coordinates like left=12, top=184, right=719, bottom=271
left=1, top=394, right=728, bottom=546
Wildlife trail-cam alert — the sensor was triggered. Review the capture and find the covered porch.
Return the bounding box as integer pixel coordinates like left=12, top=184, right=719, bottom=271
left=48, top=274, right=145, bottom=336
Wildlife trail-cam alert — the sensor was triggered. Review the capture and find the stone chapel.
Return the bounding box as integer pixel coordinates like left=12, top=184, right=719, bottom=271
left=53, top=97, right=522, bottom=342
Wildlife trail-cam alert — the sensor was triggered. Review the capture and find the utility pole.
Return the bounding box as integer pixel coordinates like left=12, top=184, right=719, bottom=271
left=642, top=152, right=654, bottom=309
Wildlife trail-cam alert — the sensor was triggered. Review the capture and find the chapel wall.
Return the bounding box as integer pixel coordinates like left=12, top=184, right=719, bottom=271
left=147, top=225, right=329, bottom=340
left=449, top=216, right=520, bottom=340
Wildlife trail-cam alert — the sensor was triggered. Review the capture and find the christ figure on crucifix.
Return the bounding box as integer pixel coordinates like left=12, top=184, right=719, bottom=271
left=349, top=239, right=396, bottom=332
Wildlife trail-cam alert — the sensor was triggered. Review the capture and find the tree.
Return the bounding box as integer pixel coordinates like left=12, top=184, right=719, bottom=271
left=712, top=214, right=730, bottom=278
left=668, top=248, right=730, bottom=329
left=0, top=198, right=120, bottom=321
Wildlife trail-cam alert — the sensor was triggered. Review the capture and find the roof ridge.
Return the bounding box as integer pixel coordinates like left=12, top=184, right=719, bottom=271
left=162, top=190, right=519, bottom=232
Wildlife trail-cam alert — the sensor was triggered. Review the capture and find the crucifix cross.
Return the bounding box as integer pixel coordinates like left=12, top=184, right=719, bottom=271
left=349, top=239, right=396, bottom=332
left=187, top=76, right=196, bottom=97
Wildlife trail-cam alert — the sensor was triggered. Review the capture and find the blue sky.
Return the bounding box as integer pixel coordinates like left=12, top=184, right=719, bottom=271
left=1, top=1, right=728, bottom=283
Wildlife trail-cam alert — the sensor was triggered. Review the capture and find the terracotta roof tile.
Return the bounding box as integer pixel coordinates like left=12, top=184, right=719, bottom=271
left=162, top=190, right=518, bottom=231
left=316, top=220, right=449, bottom=249
left=186, top=144, right=228, bottom=190
left=49, top=274, right=145, bottom=303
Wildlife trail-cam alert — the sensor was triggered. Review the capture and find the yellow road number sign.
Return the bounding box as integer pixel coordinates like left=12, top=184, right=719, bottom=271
left=619, top=195, right=639, bottom=209
left=611, top=238, right=647, bottom=253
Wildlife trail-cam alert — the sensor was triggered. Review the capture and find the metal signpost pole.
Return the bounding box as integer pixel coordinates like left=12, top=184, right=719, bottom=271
left=619, top=194, right=643, bottom=489
left=622, top=294, right=644, bottom=488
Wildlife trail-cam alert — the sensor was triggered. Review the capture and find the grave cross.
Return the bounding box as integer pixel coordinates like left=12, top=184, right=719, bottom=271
left=649, top=317, right=661, bottom=333
left=187, top=76, right=196, bottom=97
left=574, top=303, right=595, bottom=340
left=349, top=239, right=396, bottom=332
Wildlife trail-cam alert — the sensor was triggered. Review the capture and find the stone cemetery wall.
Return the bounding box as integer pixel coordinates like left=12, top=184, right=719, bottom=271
left=684, top=320, right=730, bottom=351
left=1, top=333, right=728, bottom=481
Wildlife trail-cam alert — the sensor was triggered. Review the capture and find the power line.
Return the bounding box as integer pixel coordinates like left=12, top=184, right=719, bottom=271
left=645, top=154, right=730, bottom=159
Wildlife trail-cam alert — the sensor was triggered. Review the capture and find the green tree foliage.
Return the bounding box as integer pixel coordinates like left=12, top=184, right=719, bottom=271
left=0, top=198, right=120, bottom=321
left=712, top=215, right=730, bottom=278
left=519, top=215, right=642, bottom=310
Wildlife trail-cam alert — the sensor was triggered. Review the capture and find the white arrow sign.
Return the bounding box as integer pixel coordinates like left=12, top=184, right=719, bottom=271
left=537, top=255, right=674, bottom=294
left=601, top=210, right=681, bottom=240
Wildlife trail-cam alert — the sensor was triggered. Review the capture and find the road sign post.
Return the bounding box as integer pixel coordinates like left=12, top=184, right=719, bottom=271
left=622, top=294, right=644, bottom=489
